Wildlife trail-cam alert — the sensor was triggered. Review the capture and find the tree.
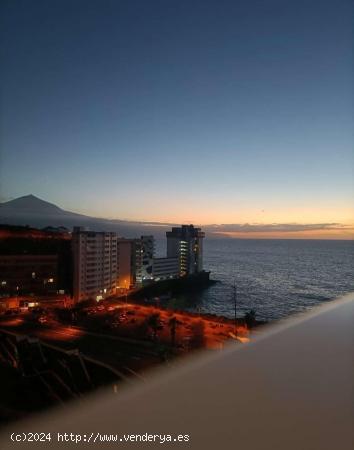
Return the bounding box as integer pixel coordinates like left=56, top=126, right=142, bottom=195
left=147, top=313, right=161, bottom=341
left=189, top=320, right=205, bottom=349
left=168, top=316, right=180, bottom=347
left=244, top=309, right=256, bottom=329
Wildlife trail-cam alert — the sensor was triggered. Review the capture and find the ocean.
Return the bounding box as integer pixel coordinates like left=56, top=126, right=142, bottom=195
left=156, top=238, right=354, bottom=321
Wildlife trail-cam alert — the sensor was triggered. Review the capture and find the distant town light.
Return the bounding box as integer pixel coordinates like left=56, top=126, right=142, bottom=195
left=32, top=272, right=36, bottom=279
left=48, top=278, right=54, bottom=283
left=1, top=281, right=6, bottom=286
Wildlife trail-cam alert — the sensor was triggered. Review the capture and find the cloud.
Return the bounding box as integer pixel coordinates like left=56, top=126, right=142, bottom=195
left=205, top=222, right=354, bottom=234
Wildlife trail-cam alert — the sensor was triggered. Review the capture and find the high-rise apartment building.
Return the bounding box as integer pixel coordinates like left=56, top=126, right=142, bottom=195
left=133, top=236, right=154, bottom=285
left=72, top=227, right=117, bottom=302
left=116, top=238, right=133, bottom=289
left=166, top=225, right=205, bottom=276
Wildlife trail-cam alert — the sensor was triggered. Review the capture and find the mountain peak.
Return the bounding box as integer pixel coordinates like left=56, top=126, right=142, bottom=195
left=1, top=194, right=64, bottom=213
left=24, top=194, right=38, bottom=199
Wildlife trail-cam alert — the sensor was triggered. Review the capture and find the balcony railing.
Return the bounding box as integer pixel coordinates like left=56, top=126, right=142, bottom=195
left=0, top=293, right=353, bottom=449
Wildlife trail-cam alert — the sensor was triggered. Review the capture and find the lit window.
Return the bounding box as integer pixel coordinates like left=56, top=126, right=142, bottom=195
left=1, top=281, right=6, bottom=286
left=48, top=278, right=54, bottom=283
left=32, top=272, right=36, bottom=279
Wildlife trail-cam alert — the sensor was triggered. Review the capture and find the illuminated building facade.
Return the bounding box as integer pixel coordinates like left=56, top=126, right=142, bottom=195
left=72, top=227, right=117, bottom=302
left=166, top=225, right=205, bottom=276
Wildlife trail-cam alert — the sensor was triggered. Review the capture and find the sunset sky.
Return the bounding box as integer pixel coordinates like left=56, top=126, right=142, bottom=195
left=1, top=0, right=353, bottom=239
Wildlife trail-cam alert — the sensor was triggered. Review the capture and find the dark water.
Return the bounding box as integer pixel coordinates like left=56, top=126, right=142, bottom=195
left=156, top=239, right=354, bottom=321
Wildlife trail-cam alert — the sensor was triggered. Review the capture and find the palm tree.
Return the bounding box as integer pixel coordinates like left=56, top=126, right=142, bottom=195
left=190, top=320, right=205, bottom=349
left=244, top=309, right=256, bottom=329
left=168, top=316, right=179, bottom=347
left=147, top=313, right=160, bottom=341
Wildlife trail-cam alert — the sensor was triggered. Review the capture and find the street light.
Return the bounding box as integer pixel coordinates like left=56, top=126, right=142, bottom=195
left=233, top=280, right=237, bottom=338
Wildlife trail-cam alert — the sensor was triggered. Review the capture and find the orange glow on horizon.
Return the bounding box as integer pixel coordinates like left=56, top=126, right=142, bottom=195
left=76, top=201, right=354, bottom=223
left=71, top=203, right=354, bottom=240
